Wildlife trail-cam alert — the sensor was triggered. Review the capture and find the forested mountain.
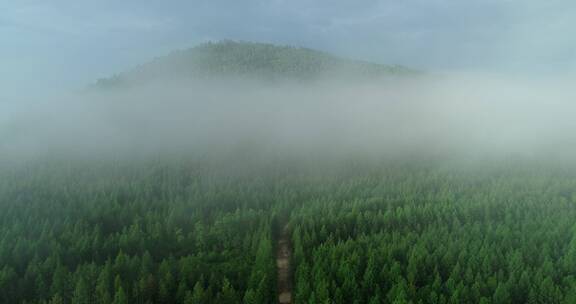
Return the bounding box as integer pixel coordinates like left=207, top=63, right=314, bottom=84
left=5, top=40, right=576, bottom=304
left=94, top=41, right=415, bottom=88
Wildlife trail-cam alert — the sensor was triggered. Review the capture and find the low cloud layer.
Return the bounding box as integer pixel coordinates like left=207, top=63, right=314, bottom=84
left=2, top=74, right=576, bottom=164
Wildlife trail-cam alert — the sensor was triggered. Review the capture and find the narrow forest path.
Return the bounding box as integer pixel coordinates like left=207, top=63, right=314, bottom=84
left=276, top=224, right=293, bottom=304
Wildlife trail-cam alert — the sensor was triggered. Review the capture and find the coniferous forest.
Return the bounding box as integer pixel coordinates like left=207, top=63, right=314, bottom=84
left=2, top=0, right=576, bottom=302
left=2, top=158, right=576, bottom=304
left=3, top=40, right=576, bottom=304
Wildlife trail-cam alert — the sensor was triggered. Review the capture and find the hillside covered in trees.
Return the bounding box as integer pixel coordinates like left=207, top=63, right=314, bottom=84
left=94, top=41, right=415, bottom=88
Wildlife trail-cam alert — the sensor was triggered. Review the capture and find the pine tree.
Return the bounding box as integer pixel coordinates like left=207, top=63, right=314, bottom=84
left=71, top=277, right=90, bottom=304
left=493, top=283, right=510, bottom=304
left=315, top=278, right=330, bottom=304
left=243, top=289, right=257, bottom=304
left=0, top=266, right=17, bottom=303
left=563, top=285, right=576, bottom=304
left=387, top=279, right=410, bottom=304
left=183, top=291, right=195, bottom=304
left=295, top=262, right=311, bottom=303
left=113, top=286, right=128, bottom=304
left=176, top=280, right=188, bottom=303
left=49, top=293, right=65, bottom=304
left=50, top=265, right=70, bottom=302
left=368, top=288, right=382, bottom=304
left=217, top=278, right=238, bottom=304
left=191, top=281, right=205, bottom=303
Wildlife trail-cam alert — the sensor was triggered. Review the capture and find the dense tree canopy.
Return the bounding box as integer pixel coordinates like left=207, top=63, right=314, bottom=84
left=289, top=163, right=576, bottom=304
left=1, top=159, right=576, bottom=303
left=0, top=159, right=280, bottom=303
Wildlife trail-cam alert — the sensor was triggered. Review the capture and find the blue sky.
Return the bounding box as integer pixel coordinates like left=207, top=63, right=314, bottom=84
left=1, top=0, right=575, bottom=101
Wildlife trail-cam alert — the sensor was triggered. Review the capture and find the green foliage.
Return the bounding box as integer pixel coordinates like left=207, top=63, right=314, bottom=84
left=289, top=162, right=576, bottom=303
left=2, top=159, right=576, bottom=303
left=0, top=160, right=279, bottom=303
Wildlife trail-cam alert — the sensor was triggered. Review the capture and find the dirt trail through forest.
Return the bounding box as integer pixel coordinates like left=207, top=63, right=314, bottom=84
left=277, top=224, right=293, bottom=304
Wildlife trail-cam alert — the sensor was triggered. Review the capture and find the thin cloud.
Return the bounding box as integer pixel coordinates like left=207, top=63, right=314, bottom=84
left=1, top=3, right=171, bottom=36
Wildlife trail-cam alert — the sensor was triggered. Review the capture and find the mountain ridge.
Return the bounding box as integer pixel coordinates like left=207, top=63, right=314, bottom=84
left=94, top=40, right=416, bottom=88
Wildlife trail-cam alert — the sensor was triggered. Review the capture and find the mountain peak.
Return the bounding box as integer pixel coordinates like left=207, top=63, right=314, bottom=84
left=95, top=41, right=415, bottom=88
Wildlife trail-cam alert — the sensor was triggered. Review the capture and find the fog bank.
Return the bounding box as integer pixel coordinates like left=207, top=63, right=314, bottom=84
left=2, top=74, right=576, bottom=164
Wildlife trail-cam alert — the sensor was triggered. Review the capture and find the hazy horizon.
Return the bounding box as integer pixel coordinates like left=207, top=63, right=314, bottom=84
left=2, top=1, right=576, bottom=164
left=2, top=0, right=576, bottom=101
